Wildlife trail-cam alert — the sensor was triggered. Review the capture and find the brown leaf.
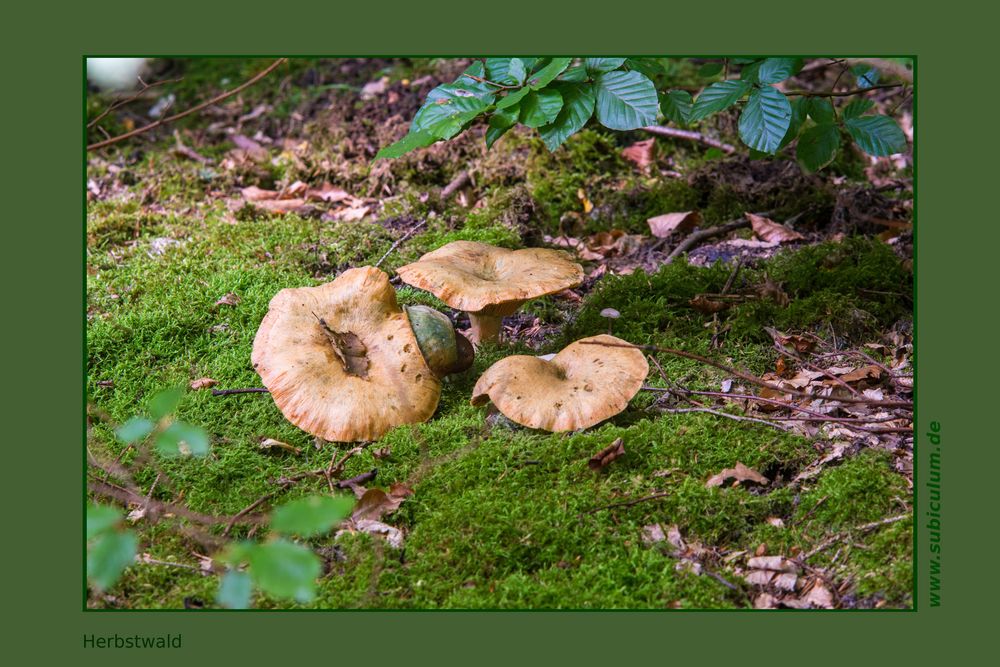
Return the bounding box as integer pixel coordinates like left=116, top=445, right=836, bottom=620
left=306, top=183, right=351, bottom=203
left=351, top=483, right=413, bottom=521
left=764, top=327, right=816, bottom=353
left=189, top=377, right=218, bottom=390
left=689, top=294, right=731, bottom=314
left=215, top=292, right=241, bottom=308
left=746, top=213, right=805, bottom=244
left=336, top=518, right=404, bottom=548
left=241, top=185, right=279, bottom=202
left=838, top=364, right=883, bottom=384
left=648, top=211, right=702, bottom=238
left=588, top=438, right=625, bottom=470
left=706, top=462, right=769, bottom=488
left=622, top=138, right=655, bottom=169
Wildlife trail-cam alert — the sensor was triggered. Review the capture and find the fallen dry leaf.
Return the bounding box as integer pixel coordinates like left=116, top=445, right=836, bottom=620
left=588, top=438, right=626, bottom=470
left=215, top=292, right=241, bottom=308
left=351, top=483, right=413, bottom=522
left=689, top=294, right=731, bottom=314
left=642, top=523, right=666, bottom=545
left=622, top=138, right=655, bottom=170
left=648, top=211, right=702, bottom=238
left=706, top=462, right=769, bottom=488
left=746, top=213, right=805, bottom=244
left=837, top=364, right=883, bottom=384
left=189, top=377, right=218, bottom=390
left=577, top=188, right=594, bottom=214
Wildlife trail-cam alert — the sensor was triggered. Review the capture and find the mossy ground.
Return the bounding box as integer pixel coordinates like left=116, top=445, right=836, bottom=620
left=86, top=58, right=912, bottom=610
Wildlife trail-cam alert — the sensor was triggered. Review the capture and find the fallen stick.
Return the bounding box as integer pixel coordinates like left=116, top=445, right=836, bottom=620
left=211, top=387, right=269, bottom=396
left=88, top=58, right=287, bottom=151
left=664, top=214, right=774, bottom=264
left=440, top=170, right=471, bottom=200
left=374, top=220, right=427, bottom=268
left=642, top=125, right=737, bottom=154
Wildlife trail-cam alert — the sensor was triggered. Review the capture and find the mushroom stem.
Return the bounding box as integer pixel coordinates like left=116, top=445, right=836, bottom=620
left=467, top=312, right=504, bottom=346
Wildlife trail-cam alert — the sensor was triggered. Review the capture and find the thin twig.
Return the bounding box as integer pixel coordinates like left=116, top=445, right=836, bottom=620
left=659, top=407, right=789, bottom=431
left=801, top=513, right=910, bottom=561
left=211, top=387, right=269, bottom=396
left=88, top=76, right=184, bottom=129
left=784, top=83, right=905, bottom=98
left=441, top=171, right=471, bottom=200
left=582, top=491, right=672, bottom=515
left=374, top=220, right=427, bottom=268
left=581, top=339, right=912, bottom=408
left=664, top=213, right=775, bottom=264
left=642, top=125, right=736, bottom=154
left=88, top=58, right=287, bottom=151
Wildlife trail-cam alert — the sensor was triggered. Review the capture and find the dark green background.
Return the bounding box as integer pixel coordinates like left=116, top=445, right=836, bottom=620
left=6, top=1, right=992, bottom=663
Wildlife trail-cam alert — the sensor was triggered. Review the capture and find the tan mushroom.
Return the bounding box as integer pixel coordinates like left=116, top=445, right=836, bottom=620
left=396, top=241, right=584, bottom=345
left=252, top=266, right=468, bottom=442
left=470, top=334, right=649, bottom=431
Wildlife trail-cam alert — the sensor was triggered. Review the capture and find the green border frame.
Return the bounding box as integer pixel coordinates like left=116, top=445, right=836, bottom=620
left=9, top=2, right=986, bottom=661
left=80, top=53, right=920, bottom=614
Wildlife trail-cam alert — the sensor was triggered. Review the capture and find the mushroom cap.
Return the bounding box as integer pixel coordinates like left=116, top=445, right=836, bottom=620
left=470, top=334, right=649, bottom=431
left=396, top=241, right=584, bottom=315
left=252, top=267, right=440, bottom=442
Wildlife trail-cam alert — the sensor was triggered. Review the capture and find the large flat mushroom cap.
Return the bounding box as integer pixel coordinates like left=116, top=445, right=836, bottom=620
left=396, top=241, right=584, bottom=314
left=252, top=267, right=440, bottom=442
left=470, top=334, right=648, bottom=432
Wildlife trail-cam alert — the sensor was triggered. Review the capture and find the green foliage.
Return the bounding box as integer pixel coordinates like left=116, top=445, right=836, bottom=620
left=375, top=57, right=909, bottom=172
left=270, top=495, right=355, bottom=537
left=114, top=387, right=211, bottom=458
left=223, top=539, right=322, bottom=604
left=87, top=504, right=137, bottom=592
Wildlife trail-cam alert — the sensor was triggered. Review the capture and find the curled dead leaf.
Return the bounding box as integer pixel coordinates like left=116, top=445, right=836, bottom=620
left=588, top=438, right=626, bottom=470
left=647, top=211, right=702, bottom=238
left=746, top=213, right=805, bottom=244
left=706, top=462, right=769, bottom=488
left=189, top=377, right=218, bottom=390
left=622, top=138, right=656, bottom=170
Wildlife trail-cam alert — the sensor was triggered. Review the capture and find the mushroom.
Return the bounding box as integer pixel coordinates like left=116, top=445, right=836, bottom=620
left=252, top=266, right=472, bottom=442
left=470, top=334, right=649, bottom=432
left=396, top=241, right=584, bottom=345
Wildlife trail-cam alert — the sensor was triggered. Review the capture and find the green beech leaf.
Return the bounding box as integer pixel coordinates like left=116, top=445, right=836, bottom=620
left=87, top=504, right=121, bottom=540
left=538, top=82, right=596, bottom=151
left=754, top=58, right=802, bottom=84
left=690, top=80, right=751, bottom=121
left=558, top=66, right=588, bottom=82
left=270, top=495, right=354, bottom=537
left=844, top=115, right=906, bottom=156
left=852, top=64, right=879, bottom=89
left=496, top=86, right=531, bottom=110
left=155, top=420, right=210, bottom=457
left=625, top=58, right=664, bottom=80
left=738, top=85, right=792, bottom=154
left=698, top=62, right=723, bottom=77
left=527, top=58, right=572, bottom=89
left=807, top=98, right=835, bottom=125
left=593, top=70, right=658, bottom=130
left=778, top=97, right=808, bottom=149
left=375, top=130, right=437, bottom=159
left=842, top=98, right=874, bottom=120
left=731, top=57, right=760, bottom=65
left=148, top=387, right=182, bottom=420
left=507, top=58, right=527, bottom=86
left=520, top=89, right=563, bottom=128
left=585, top=57, right=627, bottom=74
left=486, top=105, right=520, bottom=149
left=486, top=58, right=535, bottom=84
left=246, top=540, right=321, bottom=603
left=660, top=90, right=693, bottom=126
left=88, top=530, right=137, bottom=591
left=115, top=416, right=153, bottom=444
left=797, top=124, right=841, bottom=172
left=411, top=83, right=494, bottom=139
left=217, top=570, right=252, bottom=610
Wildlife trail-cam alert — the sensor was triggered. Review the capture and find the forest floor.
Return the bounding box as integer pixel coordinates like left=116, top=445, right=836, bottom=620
left=86, top=57, right=914, bottom=609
